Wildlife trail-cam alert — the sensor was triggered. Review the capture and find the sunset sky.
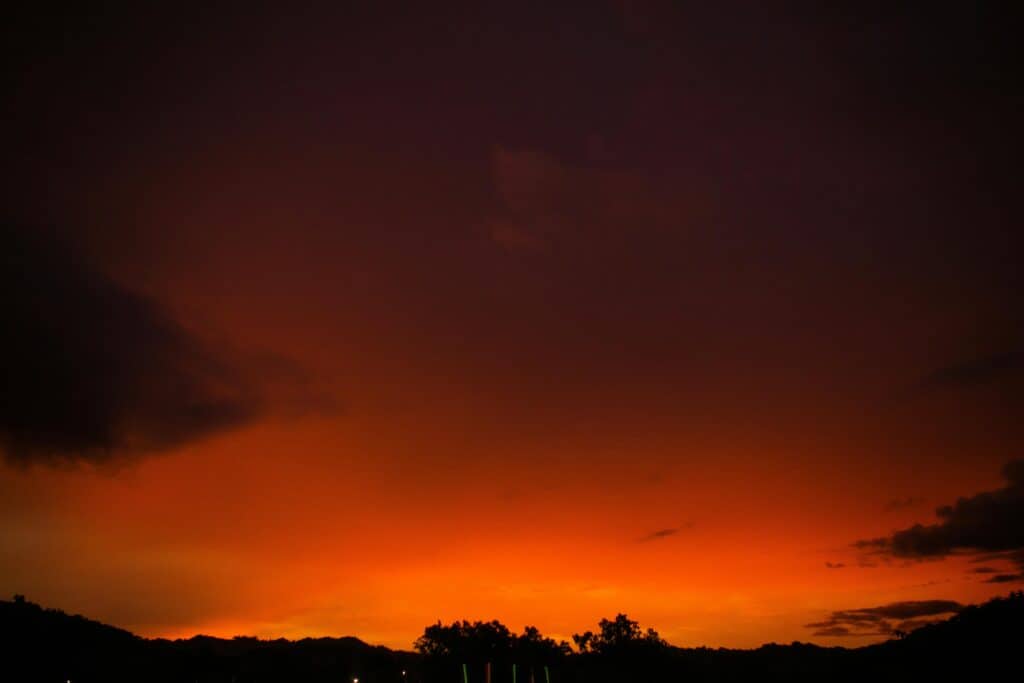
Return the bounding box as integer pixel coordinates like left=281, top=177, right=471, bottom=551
left=2, top=3, right=1022, bottom=650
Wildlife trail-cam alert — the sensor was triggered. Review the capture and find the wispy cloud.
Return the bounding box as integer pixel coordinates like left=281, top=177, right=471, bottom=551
left=637, top=523, right=693, bottom=543
left=983, top=573, right=1023, bottom=584
left=806, top=600, right=961, bottom=637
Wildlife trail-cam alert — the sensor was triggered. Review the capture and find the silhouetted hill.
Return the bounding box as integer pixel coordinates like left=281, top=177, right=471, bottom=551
left=853, top=592, right=1024, bottom=681
left=1, top=595, right=417, bottom=683
left=2, top=592, right=1021, bottom=682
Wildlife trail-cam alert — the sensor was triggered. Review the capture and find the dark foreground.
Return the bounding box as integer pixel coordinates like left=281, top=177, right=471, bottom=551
left=3, top=593, right=1021, bottom=682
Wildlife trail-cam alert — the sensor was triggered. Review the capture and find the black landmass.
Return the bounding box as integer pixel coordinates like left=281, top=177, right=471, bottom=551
left=3, top=592, right=1022, bottom=682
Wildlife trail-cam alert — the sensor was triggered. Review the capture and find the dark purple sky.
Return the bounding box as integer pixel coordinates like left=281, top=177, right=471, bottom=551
left=3, top=2, right=1022, bottom=647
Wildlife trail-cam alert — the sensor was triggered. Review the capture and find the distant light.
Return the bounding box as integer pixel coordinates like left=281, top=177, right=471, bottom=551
left=353, top=678, right=359, bottom=683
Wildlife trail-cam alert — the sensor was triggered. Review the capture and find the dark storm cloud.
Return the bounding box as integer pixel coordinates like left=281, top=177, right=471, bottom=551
left=854, top=460, right=1024, bottom=564
left=805, top=600, right=962, bottom=637
left=0, top=224, right=326, bottom=464
left=920, top=351, right=1024, bottom=391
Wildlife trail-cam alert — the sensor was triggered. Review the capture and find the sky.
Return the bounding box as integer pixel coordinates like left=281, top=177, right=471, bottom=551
left=2, top=2, right=1022, bottom=650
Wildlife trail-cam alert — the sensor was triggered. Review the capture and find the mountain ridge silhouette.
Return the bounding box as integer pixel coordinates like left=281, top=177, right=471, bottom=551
left=4, top=592, right=1021, bottom=682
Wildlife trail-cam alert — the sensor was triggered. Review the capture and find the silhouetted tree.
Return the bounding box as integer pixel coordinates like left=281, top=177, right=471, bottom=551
left=415, top=619, right=569, bottom=683
left=414, top=619, right=514, bottom=661
left=571, top=614, right=666, bottom=654
left=571, top=630, right=595, bottom=653
left=514, top=625, right=571, bottom=664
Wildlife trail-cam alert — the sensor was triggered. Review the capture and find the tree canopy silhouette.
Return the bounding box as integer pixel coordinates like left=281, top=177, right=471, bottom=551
left=571, top=613, right=667, bottom=654
left=414, top=619, right=569, bottom=662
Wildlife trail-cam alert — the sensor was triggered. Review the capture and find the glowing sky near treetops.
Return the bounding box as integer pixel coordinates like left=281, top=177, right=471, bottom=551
left=2, top=3, right=1022, bottom=650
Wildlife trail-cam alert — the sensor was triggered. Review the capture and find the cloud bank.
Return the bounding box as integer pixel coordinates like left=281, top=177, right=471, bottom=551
left=854, top=460, right=1024, bottom=575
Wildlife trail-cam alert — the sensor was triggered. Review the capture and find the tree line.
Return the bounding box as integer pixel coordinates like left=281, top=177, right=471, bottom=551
left=413, top=613, right=672, bottom=683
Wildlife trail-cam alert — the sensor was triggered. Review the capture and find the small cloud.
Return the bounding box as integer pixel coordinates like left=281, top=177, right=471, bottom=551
left=970, top=549, right=1024, bottom=566
left=806, top=600, right=961, bottom=638
left=637, top=523, right=693, bottom=543
left=825, top=562, right=845, bottom=569
left=812, top=626, right=855, bottom=637
left=919, top=350, right=1023, bottom=391
left=984, top=574, right=1024, bottom=584
left=969, top=566, right=1000, bottom=574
